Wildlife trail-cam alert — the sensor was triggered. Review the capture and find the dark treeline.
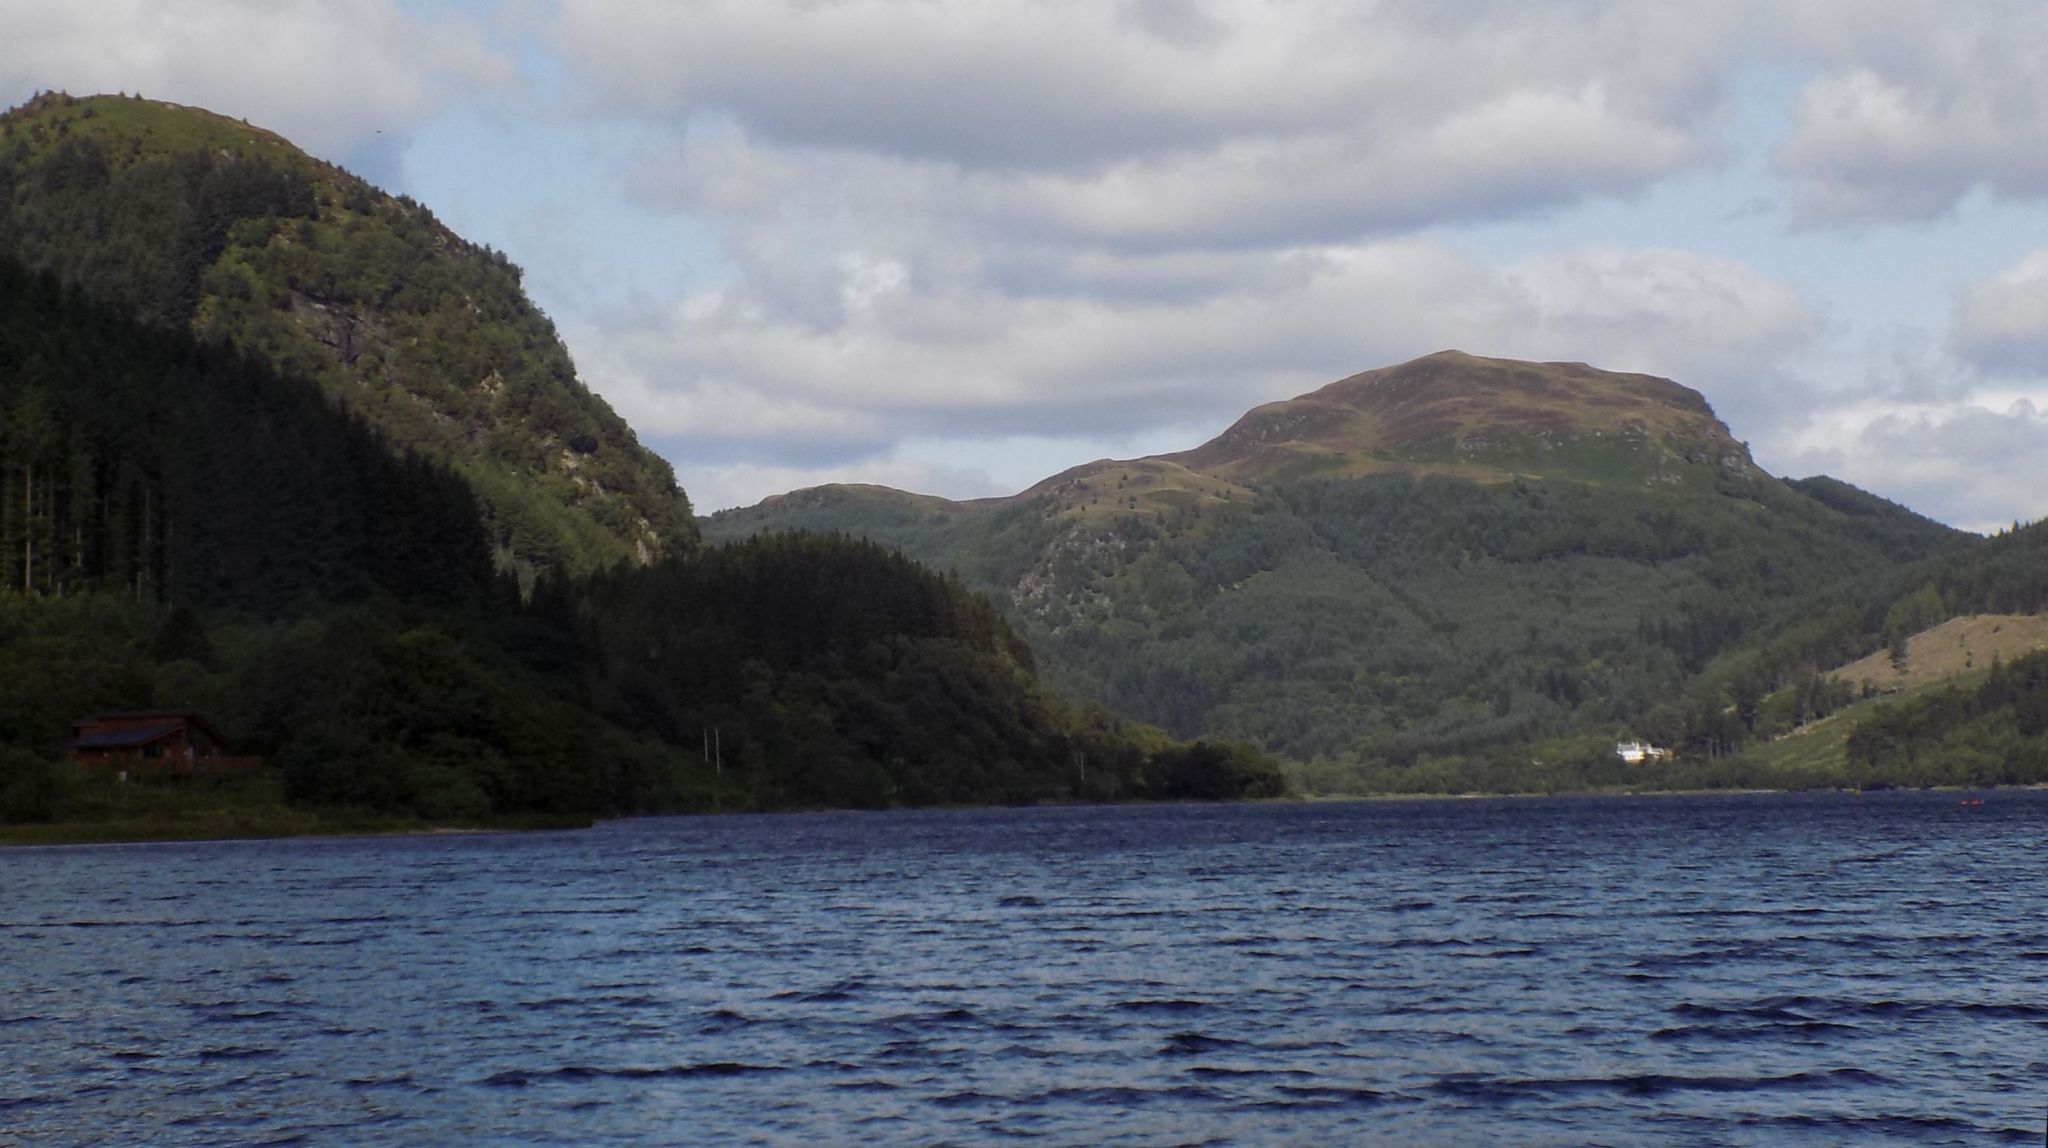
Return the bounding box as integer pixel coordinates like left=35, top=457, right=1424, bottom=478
left=1919, top=516, right=2048, bottom=619
left=0, top=254, right=556, bottom=820
left=0, top=258, right=491, bottom=611
left=549, top=533, right=1258, bottom=810
left=0, top=259, right=1276, bottom=824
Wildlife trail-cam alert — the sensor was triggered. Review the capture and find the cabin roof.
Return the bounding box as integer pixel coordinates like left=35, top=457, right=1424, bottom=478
left=72, top=722, right=185, bottom=750
left=71, top=711, right=229, bottom=750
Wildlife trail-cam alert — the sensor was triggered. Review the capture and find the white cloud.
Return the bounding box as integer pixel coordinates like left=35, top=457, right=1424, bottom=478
left=575, top=325, right=895, bottom=454
left=560, top=0, right=1747, bottom=244
left=573, top=240, right=1819, bottom=468
left=560, top=2, right=2048, bottom=238
left=1774, top=0, right=2048, bottom=221
left=1951, top=249, right=2048, bottom=375
left=1499, top=248, right=1818, bottom=401
left=1770, top=394, right=2048, bottom=531
left=0, top=0, right=513, bottom=160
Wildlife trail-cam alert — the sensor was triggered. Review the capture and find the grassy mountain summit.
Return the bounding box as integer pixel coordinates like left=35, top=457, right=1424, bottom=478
left=0, top=92, right=692, bottom=578
left=1171, top=349, right=1755, bottom=487
left=708, top=351, right=1975, bottom=791
left=726, top=350, right=1765, bottom=541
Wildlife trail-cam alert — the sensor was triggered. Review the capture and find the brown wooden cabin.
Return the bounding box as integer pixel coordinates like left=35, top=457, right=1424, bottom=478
left=69, top=712, right=247, bottom=778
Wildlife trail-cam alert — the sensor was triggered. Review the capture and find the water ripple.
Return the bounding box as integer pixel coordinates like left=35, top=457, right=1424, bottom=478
left=3, top=790, right=2042, bottom=1145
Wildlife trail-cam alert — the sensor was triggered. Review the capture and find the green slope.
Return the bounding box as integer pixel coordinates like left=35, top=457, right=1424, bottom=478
left=0, top=91, right=692, bottom=579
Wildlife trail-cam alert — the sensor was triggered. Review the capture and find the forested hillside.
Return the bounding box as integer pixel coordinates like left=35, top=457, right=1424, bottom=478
left=0, top=258, right=489, bottom=612
left=1709, top=514, right=2048, bottom=792
left=709, top=353, right=1985, bottom=793
left=1844, top=648, right=2048, bottom=789
left=0, top=92, right=691, bottom=580
left=0, top=255, right=1271, bottom=830
left=0, top=257, right=624, bottom=822
left=556, top=533, right=1276, bottom=810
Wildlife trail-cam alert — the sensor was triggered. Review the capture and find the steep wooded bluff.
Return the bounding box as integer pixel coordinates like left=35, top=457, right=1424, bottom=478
left=0, top=259, right=1270, bottom=825
left=0, top=92, right=690, bottom=579
left=707, top=351, right=2012, bottom=792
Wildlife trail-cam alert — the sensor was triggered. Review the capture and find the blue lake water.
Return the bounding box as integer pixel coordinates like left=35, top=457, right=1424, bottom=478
left=3, top=791, right=2045, bottom=1145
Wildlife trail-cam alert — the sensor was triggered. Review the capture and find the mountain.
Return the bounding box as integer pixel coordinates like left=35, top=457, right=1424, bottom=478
left=707, top=351, right=1980, bottom=792
left=0, top=92, right=690, bottom=579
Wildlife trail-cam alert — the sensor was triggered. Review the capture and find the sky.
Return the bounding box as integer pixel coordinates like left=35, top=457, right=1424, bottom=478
left=5, top=2, right=2048, bottom=531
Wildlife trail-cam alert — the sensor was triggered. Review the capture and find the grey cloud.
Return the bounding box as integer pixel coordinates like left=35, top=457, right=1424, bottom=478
left=567, top=2, right=2048, bottom=235
left=635, top=109, right=1699, bottom=258
left=570, top=240, right=1821, bottom=464
left=0, top=0, right=512, bottom=161
left=1787, top=401, right=2048, bottom=531
left=1774, top=1, right=2048, bottom=222
left=1951, top=250, right=2048, bottom=375
left=561, top=0, right=1748, bottom=240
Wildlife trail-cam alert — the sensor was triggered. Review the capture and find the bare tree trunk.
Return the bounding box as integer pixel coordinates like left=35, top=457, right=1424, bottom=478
left=137, top=484, right=149, bottom=600
left=21, top=462, right=31, bottom=595
left=41, top=468, right=53, bottom=595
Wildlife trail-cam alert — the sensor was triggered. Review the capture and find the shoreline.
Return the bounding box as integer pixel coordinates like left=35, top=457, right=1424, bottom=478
left=0, top=812, right=592, bottom=850
left=8, top=782, right=2037, bottom=848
